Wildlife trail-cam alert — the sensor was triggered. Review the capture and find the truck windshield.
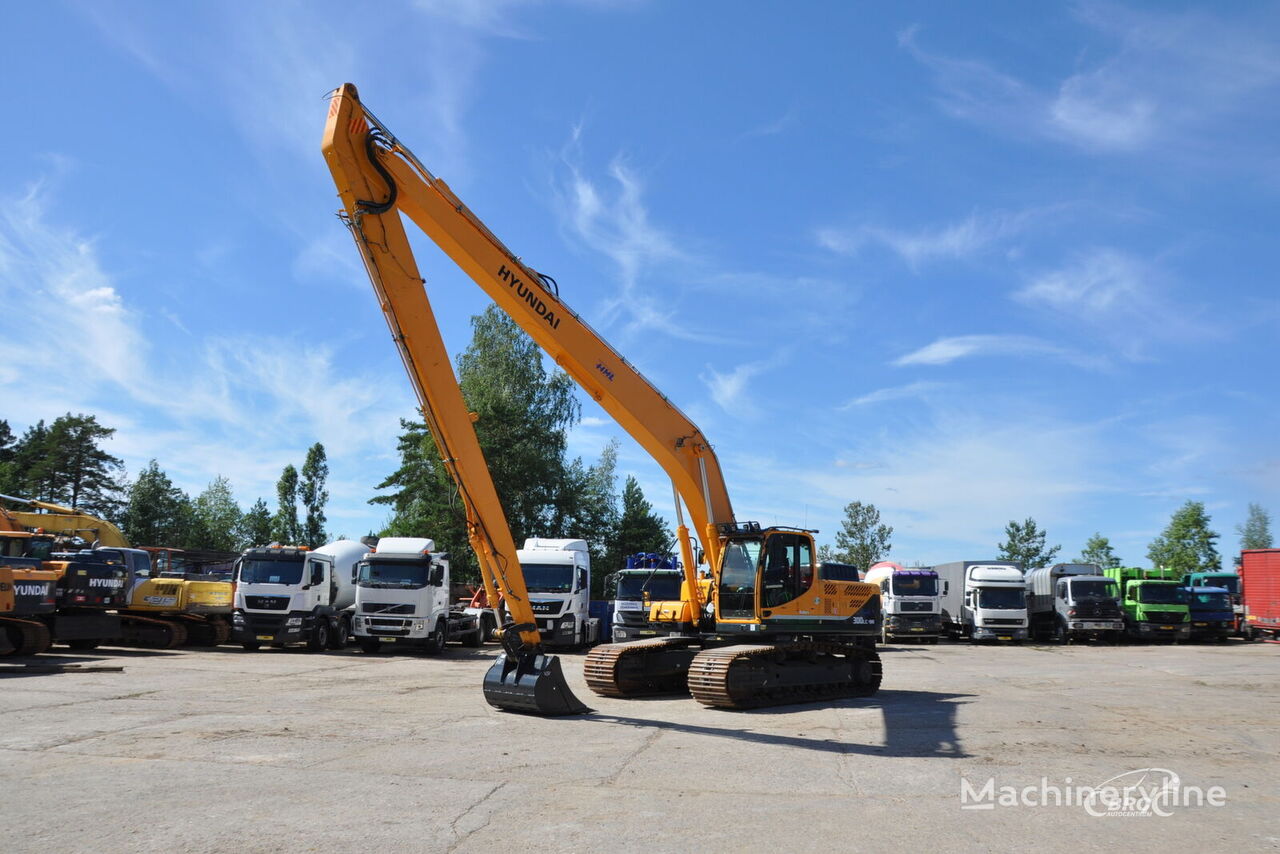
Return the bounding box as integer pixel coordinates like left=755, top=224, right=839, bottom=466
left=1071, top=580, right=1118, bottom=600
left=1198, top=576, right=1239, bottom=594
left=1191, top=592, right=1230, bottom=609
left=616, top=573, right=683, bottom=601
left=1137, top=585, right=1188, bottom=605
left=892, top=575, right=937, bottom=596
left=238, top=558, right=304, bottom=585
left=358, top=560, right=427, bottom=589
left=976, top=587, right=1024, bottom=609
left=522, top=563, right=575, bottom=593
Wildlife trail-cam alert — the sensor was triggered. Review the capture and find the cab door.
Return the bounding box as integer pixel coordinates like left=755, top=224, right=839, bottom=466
left=305, top=555, right=333, bottom=608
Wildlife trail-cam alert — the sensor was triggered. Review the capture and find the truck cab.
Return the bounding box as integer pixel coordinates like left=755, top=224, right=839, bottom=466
left=963, top=564, right=1028, bottom=642
left=517, top=538, right=600, bottom=648
left=607, top=553, right=685, bottom=643
left=1184, top=571, right=1241, bottom=632
left=232, top=540, right=366, bottom=651
left=1026, top=564, right=1123, bottom=643
left=1183, top=585, right=1233, bottom=642
left=351, top=537, right=481, bottom=654
left=863, top=562, right=941, bottom=643
left=1104, top=567, right=1190, bottom=642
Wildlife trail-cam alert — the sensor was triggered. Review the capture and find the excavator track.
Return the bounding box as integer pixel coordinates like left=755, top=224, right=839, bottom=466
left=121, top=616, right=188, bottom=649
left=583, top=636, right=699, bottom=698
left=179, top=618, right=219, bottom=647
left=1, top=619, right=54, bottom=657
left=687, top=642, right=882, bottom=710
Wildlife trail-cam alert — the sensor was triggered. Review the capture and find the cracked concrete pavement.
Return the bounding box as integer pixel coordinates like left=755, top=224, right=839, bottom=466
left=1, top=640, right=1277, bottom=852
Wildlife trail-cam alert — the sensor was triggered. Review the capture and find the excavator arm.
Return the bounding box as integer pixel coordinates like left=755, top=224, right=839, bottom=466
left=0, top=494, right=130, bottom=547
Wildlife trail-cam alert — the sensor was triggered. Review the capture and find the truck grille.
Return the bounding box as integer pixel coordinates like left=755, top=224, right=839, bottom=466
left=530, top=600, right=561, bottom=615
left=899, top=601, right=933, bottom=612
left=361, top=602, right=413, bottom=614
left=245, top=596, right=290, bottom=610
left=367, top=617, right=409, bottom=633
left=1146, top=611, right=1185, bottom=623
left=983, top=618, right=1024, bottom=626
left=616, top=610, right=650, bottom=627
left=894, top=614, right=939, bottom=627
left=1074, top=600, right=1120, bottom=618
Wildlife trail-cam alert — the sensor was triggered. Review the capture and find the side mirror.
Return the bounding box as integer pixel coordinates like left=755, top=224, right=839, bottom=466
left=428, top=565, right=444, bottom=587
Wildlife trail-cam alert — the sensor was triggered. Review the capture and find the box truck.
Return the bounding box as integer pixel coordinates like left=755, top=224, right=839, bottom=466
left=934, top=560, right=1026, bottom=642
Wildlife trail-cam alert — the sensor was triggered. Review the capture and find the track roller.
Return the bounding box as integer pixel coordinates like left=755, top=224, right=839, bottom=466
left=1, top=620, right=53, bottom=657
left=687, top=642, right=882, bottom=710
left=583, top=637, right=698, bottom=698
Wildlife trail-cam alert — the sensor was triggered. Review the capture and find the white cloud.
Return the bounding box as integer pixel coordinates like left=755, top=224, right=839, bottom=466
left=841, top=381, right=944, bottom=409
left=902, top=6, right=1280, bottom=155
left=816, top=209, right=1035, bottom=269
left=893, top=334, right=1104, bottom=370
left=699, top=361, right=771, bottom=418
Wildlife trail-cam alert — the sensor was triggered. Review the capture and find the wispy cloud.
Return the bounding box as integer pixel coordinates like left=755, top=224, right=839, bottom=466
left=699, top=357, right=783, bottom=418
left=840, top=381, right=944, bottom=409
left=894, top=334, right=1104, bottom=369
left=816, top=209, right=1036, bottom=269
left=902, top=5, right=1280, bottom=156
left=1013, top=248, right=1211, bottom=359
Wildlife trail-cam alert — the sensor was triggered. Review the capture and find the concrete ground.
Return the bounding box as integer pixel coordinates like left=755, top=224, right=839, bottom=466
left=1, top=638, right=1277, bottom=853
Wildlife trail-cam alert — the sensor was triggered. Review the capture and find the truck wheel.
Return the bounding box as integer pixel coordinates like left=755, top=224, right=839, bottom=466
left=307, top=620, right=331, bottom=652
left=462, top=624, right=483, bottom=648
left=480, top=614, right=496, bottom=643
left=358, top=638, right=382, bottom=654
left=241, top=640, right=261, bottom=651
left=1053, top=620, right=1068, bottom=645
left=327, top=616, right=349, bottom=651
left=423, top=620, right=445, bottom=655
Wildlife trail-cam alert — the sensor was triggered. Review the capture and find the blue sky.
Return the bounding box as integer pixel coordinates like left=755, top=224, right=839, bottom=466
left=2, top=1, right=1276, bottom=567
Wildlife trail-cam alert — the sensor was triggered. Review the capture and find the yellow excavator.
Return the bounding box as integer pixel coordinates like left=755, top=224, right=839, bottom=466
left=0, top=494, right=233, bottom=647
left=323, top=83, right=882, bottom=712
left=0, top=530, right=60, bottom=656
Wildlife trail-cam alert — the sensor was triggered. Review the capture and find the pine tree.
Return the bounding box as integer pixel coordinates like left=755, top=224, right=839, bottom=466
left=997, top=517, right=1060, bottom=570
left=1148, top=501, right=1220, bottom=574
left=1237, top=503, right=1273, bottom=551
left=41, top=413, right=124, bottom=517
left=1079, top=533, right=1122, bottom=569
left=614, top=476, right=672, bottom=560
left=237, top=498, right=275, bottom=550
left=192, top=476, right=243, bottom=552
left=300, top=443, right=329, bottom=548
left=829, top=501, right=893, bottom=570
left=272, top=464, right=301, bottom=544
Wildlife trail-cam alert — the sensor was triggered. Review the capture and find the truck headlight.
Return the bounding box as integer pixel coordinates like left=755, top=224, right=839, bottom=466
left=232, top=612, right=244, bottom=625
left=414, top=621, right=425, bottom=631
left=286, top=617, right=302, bottom=627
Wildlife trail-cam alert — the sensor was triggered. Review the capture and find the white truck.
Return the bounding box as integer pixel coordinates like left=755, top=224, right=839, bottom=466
left=232, top=540, right=366, bottom=652
left=518, top=538, right=601, bottom=648
left=1025, top=563, right=1124, bottom=643
left=863, top=561, right=942, bottom=643
left=351, top=537, right=482, bottom=653
left=934, top=560, right=1027, bottom=642
left=606, top=554, right=686, bottom=643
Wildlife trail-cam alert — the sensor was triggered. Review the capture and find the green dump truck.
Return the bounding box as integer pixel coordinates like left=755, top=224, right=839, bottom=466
left=1103, top=567, right=1190, bottom=642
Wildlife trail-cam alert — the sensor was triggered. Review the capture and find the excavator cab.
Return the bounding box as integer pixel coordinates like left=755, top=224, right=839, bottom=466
left=716, top=525, right=816, bottom=624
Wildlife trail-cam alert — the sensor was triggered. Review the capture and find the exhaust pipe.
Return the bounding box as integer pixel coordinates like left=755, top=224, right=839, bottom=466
left=482, top=626, right=590, bottom=715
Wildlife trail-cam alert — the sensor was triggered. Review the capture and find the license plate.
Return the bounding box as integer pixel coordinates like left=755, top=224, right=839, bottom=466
left=256, top=635, right=272, bottom=641
left=1160, top=625, right=1174, bottom=630
left=910, top=627, right=923, bottom=632
left=1194, top=622, right=1207, bottom=627
left=998, top=635, right=1012, bottom=641
left=379, top=637, right=397, bottom=642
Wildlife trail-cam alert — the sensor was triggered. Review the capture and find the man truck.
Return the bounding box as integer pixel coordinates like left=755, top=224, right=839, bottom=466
left=1102, top=567, right=1190, bottom=642
left=232, top=540, right=367, bottom=651
left=351, top=537, right=482, bottom=653
left=1025, top=563, right=1123, bottom=644
left=517, top=538, right=601, bottom=649
left=934, top=560, right=1027, bottom=642
left=863, top=561, right=941, bottom=643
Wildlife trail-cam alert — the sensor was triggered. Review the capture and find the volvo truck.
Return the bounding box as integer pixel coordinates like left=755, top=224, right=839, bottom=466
left=518, top=538, right=601, bottom=648
left=232, top=540, right=366, bottom=651
left=607, top=553, right=686, bottom=643
left=934, top=560, right=1027, bottom=642
left=1103, top=567, right=1190, bottom=642
left=1025, top=563, right=1123, bottom=643
left=863, top=562, right=941, bottom=642
left=351, top=537, right=482, bottom=653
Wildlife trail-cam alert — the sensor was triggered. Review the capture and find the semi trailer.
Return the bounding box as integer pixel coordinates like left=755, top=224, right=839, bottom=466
left=1103, top=567, right=1190, bottom=642
left=1239, top=549, right=1280, bottom=641
left=863, top=562, right=941, bottom=642
left=351, top=537, right=482, bottom=653
left=934, top=560, right=1027, bottom=642
left=1025, top=563, right=1123, bottom=643
left=232, top=540, right=366, bottom=651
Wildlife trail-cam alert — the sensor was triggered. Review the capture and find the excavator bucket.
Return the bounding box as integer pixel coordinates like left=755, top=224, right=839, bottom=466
left=483, top=652, right=591, bottom=716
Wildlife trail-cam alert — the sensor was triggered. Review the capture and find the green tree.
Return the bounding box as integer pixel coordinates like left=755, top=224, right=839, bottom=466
left=997, top=517, right=1060, bottom=570
left=564, top=440, right=621, bottom=574
left=42, top=413, right=124, bottom=517
left=300, top=443, right=329, bottom=548
left=191, top=476, right=242, bottom=551
left=1079, top=533, right=1122, bottom=569
left=8, top=420, right=55, bottom=500
left=830, top=501, right=893, bottom=570
left=120, top=460, right=190, bottom=546
left=1237, top=503, right=1273, bottom=551
left=237, top=498, right=275, bottom=549
left=614, top=476, right=673, bottom=561
left=0, top=419, right=17, bottom=495
left=272, top=464, right=301, bottom=544
left=1148, top=500, right=1220, bottom=574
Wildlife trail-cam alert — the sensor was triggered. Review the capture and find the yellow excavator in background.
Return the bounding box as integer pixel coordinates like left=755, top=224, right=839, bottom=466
left=322, top=83, right=882, bottom=711
left=0, top=494, right=232, bottom=647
